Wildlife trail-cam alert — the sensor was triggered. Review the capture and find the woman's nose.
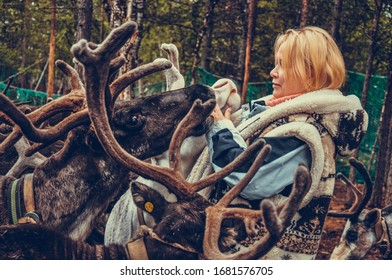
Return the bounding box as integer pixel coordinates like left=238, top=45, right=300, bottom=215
left=270, top=67, right=278, bottom=78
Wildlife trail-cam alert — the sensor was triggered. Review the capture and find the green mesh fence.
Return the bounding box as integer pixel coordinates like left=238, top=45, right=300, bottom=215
left=0, top=82, right=60, bottom=106
left=335, top=71, right=387, bottom=181
left=184, top=68, right=273, bottom=100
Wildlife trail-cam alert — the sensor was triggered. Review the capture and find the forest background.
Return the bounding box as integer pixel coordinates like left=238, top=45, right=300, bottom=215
left=0, top=0, right=392, bottom=207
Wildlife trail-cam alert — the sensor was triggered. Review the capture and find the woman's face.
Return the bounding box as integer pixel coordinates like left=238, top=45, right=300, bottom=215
left=270, top=43, right=306, bottom=99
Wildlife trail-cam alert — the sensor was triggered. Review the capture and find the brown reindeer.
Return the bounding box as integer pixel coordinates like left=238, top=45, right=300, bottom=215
left=0, top=21, right=216, bottom=241
left=328, top=157, right=392, bottom=259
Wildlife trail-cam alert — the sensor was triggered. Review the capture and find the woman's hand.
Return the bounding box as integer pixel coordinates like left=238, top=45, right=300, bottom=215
left=211, top=104, right=232, bottom=123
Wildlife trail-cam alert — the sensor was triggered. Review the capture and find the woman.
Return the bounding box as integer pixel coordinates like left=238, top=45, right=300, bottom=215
left=204, top=26, right=368, bottom=259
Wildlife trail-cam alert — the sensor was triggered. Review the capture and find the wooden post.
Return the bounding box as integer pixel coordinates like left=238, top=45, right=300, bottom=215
left=47, top=0, right=56, bottom=98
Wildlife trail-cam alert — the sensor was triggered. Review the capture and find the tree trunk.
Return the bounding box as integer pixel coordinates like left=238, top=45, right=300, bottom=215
left=373, top=49, right=392, bottom=207
left=47, top=0, right=56, bottom=98
left=191, top=0, right=219, bottom=84
left=109, top=0, right=126, bottom=29
left=129, top=0, right=146, bottom=71
left=101, top=0, right=111, bottom=41
left=200, top=0, right=215, bottom=72
left=330, top=0, right=342, bottom=45
left=76, top=0, right=93, bottom=42
left=237, top=1, right=247, bottom=92
left=100, top=0, right=105, bottom=42
left=75, top=0, right=93, bottom=81
left=127, top=0, right=146, bottom=99
left=349, top=0, right=383, bottom=182
left=300, top=0, right=309, bottom=28
left=241, top=0, right=256, bottom=105
left=21, top=0, right=30, bottom=89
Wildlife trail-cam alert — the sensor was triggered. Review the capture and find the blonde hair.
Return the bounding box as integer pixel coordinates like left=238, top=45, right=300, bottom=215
left=274, top=26, right=346, bottom=91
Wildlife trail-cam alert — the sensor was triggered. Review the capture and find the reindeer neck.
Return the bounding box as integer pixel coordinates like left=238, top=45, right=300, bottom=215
left=31, top=128, right=130, bottom=239
left=0, top=224, right=128, bottom=260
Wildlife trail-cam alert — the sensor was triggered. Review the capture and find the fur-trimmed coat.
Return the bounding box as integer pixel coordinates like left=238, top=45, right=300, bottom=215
left=189, top=89, right=368, bottom=259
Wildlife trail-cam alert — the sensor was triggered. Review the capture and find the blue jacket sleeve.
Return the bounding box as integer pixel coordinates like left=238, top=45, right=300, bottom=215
left=206, top=120, right=312, bottom=200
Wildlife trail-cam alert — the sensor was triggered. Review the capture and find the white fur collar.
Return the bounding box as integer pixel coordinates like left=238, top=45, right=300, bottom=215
left=238, top=89, right=367, bottom=141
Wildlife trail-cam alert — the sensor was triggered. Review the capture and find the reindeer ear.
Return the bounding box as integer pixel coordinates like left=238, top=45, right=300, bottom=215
left=364, top=209, right=380, bottom=228
left=84, top=128, right=104, bottom=154
left=130, top=181, right=168, bottom=220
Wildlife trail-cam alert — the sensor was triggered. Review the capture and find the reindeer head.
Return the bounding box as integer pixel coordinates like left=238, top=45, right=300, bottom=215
left=107, top=84, right=215, bottom=159
left=330, top=208, right=380, bottom=260
left=328, top=157, right=376, bottom=260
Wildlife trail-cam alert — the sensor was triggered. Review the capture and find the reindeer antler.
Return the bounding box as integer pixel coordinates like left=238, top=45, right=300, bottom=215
left=0, top=60, right=87, bottom=155
left=328, top=157, right=373, bottom=220
left=161, top=43, right=180, bottom=71
left=109, top=59, right=173, bottom=108
left=0, top=94, right=88, bottom=143
left=203, top=163, right=311, bottom=260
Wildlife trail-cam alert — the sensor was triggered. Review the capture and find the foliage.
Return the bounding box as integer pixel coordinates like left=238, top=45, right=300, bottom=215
left=0, top=0, right=391, bottom=92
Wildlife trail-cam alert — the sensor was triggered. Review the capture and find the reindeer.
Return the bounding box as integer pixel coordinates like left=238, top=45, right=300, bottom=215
left=104, top=44, right=242, bottom=246
left=0, top=82, right=311, bottom=259
left=328, top=157, right=392, bottom=259
left=0, top=21, right=216, bottom=242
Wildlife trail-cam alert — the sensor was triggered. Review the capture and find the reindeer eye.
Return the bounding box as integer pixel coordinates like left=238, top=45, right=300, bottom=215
left=131, top=116, right=138, bottom=125
left=114, top=110, right=145, bottom=131
left=346, top=229, right=358, bottom=243
left=127, top=114, right=144, bottom=129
